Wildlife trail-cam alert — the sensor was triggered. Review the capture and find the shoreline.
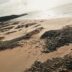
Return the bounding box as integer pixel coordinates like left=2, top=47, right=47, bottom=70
left=0, top=17, right=72, bottom=72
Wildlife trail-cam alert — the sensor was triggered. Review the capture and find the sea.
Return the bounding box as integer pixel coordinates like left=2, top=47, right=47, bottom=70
left=0, top=0, right=72, bottom=19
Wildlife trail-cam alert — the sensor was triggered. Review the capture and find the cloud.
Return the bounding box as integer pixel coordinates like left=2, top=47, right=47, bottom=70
left=0, top=0, right=9, bottom=4
left=0, top=0, right=26, bottom=16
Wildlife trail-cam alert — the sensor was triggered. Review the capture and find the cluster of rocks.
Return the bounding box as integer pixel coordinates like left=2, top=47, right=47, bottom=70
left=25, top=54, right=72, bottom=72
left=41, top=25, right=72, bottom=53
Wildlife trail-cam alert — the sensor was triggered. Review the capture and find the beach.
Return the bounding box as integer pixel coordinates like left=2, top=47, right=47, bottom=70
left=0, top=17, right=72, bottom=72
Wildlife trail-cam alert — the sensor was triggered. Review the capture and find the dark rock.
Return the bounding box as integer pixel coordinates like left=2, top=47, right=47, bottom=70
left=25, top=54, right=72, bottom=72
left=0, top=13, right=28, bottom=22
left=40, top=26, right=72, bottom=53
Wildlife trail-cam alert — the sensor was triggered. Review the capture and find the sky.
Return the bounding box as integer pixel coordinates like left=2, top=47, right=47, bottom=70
left=0, top=0, right=72, bottom=16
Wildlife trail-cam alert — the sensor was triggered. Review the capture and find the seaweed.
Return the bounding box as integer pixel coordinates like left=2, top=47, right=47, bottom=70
left=41, top=26, right=72, bottom=53
left=25, top=54, right=72, bottom=72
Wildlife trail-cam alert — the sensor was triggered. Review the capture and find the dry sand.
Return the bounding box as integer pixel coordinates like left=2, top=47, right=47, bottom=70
left=0, top=17, right=72, bottom=72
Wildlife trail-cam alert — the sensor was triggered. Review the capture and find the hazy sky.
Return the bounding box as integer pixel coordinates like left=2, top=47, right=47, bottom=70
left=0, top=0, right=72, bottom=16
left=27, top=0, right=72, bottom=10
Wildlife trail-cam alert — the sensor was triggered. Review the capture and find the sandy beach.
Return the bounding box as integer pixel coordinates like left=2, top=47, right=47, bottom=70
left=0, top=17, right=72, bottom=72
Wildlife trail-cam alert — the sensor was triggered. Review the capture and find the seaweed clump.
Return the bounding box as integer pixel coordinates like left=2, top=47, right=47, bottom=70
left=40, top=26, right=72, bottom=53
left=25, top=54, right=72, bottom=72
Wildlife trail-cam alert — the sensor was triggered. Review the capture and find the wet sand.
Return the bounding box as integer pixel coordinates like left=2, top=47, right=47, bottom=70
left=0, top=17, right=72, bottom=72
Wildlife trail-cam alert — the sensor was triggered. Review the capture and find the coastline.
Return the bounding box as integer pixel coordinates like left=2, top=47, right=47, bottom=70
left=0, top=17, right=72, bottom=72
